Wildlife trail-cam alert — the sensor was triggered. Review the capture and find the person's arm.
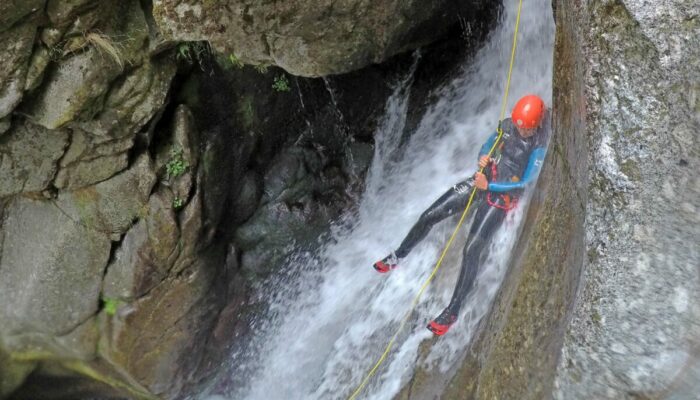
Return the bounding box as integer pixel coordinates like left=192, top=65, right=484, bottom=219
left=487, top=147, right=546, bottom=192
left=478, top=132, right=499, bottom=157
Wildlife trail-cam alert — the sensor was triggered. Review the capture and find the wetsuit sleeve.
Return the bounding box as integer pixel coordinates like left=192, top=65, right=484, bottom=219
left=478, top=132, right=499, bottom=157
left=487, top=147, right=546, bottom=192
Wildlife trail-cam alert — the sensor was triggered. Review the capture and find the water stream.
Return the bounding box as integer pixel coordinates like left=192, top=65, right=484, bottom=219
left=208, top=1, right=554, bottom=398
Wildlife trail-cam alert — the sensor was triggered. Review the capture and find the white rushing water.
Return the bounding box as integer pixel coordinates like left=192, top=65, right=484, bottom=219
left=210, top=1, right=554, bottom=399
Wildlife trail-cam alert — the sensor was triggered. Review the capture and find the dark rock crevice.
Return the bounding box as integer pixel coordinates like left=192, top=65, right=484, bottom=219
left=0, top=0, right=508, bottom=398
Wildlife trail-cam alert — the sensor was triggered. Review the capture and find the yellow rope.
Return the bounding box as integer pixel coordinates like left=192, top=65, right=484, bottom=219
left=347, top=1, right=524, bottom=398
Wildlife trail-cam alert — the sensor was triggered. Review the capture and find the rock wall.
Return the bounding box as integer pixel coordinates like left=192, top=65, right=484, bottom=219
left=1, top=1, right=183, bottom=397
left=553, top=0, right=700, bottom=398
left=150, top=0, right=494, bottom=76
left=0, top=0, right=498, bottom=398
left=399, top=0, right=700, bottom=399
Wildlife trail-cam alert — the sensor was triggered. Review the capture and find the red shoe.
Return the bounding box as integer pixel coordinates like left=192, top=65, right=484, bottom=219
left=427, top=309, right=457, bottom=336
left=373, top=254, right=398, bottom=273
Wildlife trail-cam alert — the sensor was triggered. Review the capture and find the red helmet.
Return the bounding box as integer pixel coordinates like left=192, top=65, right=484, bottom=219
left=511, top=95, right=545, bottom=129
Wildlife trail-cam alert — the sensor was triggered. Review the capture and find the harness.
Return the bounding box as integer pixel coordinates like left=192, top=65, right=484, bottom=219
left=486, top=142, right=519, bottom=212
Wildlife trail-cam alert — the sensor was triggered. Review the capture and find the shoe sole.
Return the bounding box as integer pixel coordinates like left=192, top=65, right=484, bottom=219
left=373, top=261, right=397, bottom=274
left=427, top=318, right=456, bottom=336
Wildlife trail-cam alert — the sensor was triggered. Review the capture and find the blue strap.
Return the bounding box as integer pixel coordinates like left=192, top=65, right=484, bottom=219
left=478, top=132, right=499, bottom=157
left=487, top=147, right=546, bottom=192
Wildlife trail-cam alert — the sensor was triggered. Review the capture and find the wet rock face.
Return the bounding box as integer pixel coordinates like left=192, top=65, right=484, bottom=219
left=553, top=0, right=700, bottom=398
left=0, top=0, right=499, bottom=396
left=151, top=0, right=494, bottom=76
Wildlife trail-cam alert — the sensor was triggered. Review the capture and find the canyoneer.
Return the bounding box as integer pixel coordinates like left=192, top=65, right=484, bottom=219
left=372, top=94, right=550, bottom=335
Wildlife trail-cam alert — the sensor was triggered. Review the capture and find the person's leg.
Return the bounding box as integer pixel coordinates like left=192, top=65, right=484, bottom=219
left=374, top=179, right=474, bottom=273
left=427, top=202, right=506, bottom=335
left=394, top=179, right=474, bottom=258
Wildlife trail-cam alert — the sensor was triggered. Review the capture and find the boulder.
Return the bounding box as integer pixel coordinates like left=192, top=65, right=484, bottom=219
left=99, top=249, right=226, bottom=398
left=0, top=20, right=37, bottom=119
left=25, top=0, right=150, bottom=130
left=53, top=129, right=133, bottom=190
left=154, top=104, right=200, bottom=200
left=102, top=187, right=181, bottom=301
left=0, top=348, right=36, bottom=398
left=76, top=55, right=177, bottom=139
left=0, top=121, right=69, bottom=197
left=0, top=117, right=10, bottom=136
left=235, top=146, right=347, bottom=276
left=24, top=46, right=51, bottom=92
left=55, top=154, right=157, bottom=235
left=46, top=0, right=98, bottom=25
left=25, top=47, right=123, bottom=130
left=151, top=0, right=494, bottom=76
left=0, top=197, right=111, bottom=351
left=230, top=170, right=262, bottom=224
left=0, top=0, right=44, bottom=34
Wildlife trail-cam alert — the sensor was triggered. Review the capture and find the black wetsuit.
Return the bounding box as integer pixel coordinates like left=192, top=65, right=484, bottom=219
left=394, top=115, right=549, bottom=320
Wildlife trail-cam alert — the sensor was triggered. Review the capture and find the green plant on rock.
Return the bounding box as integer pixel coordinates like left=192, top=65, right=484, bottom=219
left=272, top=74, right=291, bottom=92
left=166, top=148, right=188, bottom=179
left=229, top=53, right=244, bottom=68
left=254, top=63, right=269, bottom=74
left=176, top=43, right=192, bottom=61
left=102, top=297, right=120, bottom=316
left=173, top=197, right=184, bottom=209
left=177, top=41, right=211, bottom=71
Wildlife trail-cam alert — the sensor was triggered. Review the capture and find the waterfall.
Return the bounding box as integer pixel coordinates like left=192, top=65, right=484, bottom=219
left=208, top=1, right=554, bottom=398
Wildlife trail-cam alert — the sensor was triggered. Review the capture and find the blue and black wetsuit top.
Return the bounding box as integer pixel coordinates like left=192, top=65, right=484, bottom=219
left=477, top=110, right=550, bottom=207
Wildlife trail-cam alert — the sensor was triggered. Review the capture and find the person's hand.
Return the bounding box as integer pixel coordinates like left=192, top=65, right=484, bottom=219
left=474, top=172, right=488, bottom=190
left=478, top=155, right=491, bottom=169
